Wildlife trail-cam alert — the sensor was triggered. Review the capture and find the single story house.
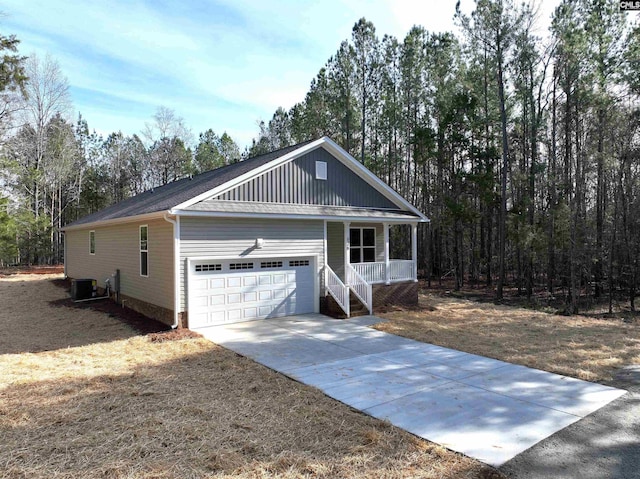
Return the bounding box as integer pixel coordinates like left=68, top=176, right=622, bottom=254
left=63, top=137, right=429, bottom=329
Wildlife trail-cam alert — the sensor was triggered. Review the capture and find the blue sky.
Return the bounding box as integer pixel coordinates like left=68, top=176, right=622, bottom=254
left=2, top=0, right=558, bottom=149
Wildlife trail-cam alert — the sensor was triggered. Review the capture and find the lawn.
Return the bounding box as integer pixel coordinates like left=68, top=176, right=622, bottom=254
left=377, top=292, right=640, bottom=384
left=0, top=274, right=498, bottom=479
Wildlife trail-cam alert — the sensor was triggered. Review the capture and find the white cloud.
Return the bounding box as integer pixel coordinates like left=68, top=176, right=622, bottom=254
left=1, top=0, right=560, bottom=150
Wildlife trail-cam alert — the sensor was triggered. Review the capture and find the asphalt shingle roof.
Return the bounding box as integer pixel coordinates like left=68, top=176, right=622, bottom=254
left=66, top=140, right=314, bottom=227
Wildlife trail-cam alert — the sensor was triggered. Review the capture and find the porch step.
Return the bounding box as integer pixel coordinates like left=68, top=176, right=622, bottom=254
left=321, top=290, right=369, bottom=319
left=349, top=291, right=369, bottom=317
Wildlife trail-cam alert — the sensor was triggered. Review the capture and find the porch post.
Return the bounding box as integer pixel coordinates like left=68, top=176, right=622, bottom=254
left=344, top=221, right=350, bottom=285
left=384, top=223, right=390, bottom=285
left=411, top=223, right=418, bottom=282
left=323, top=220, right=328, bottom=295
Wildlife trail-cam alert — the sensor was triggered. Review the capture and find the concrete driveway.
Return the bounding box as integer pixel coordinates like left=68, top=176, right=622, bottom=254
left=198, top=314, right=626, bottom=467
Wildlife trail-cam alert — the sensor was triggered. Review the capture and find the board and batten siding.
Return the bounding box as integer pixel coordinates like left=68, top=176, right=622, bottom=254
left=179, top=217, right=325, bottom=311
left=65, top=219, right=174, bottom=310
left=213, top=148, right=397, bottom=209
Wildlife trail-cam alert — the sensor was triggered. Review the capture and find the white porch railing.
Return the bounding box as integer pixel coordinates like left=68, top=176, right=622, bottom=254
left=389, top=260, right=415, bottom=282
left=325, top=265, right=349, bottom=317
left=351, top=260, right=415, bottom=284
left=351, top=262, right=386, bottom=283
left=346, top=264, right=372, bottom=315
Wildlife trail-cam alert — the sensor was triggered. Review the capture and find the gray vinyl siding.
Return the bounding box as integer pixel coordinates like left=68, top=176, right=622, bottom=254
left=179, top=217, right=324, bottom=311
left=213, top=148, right=397, bottom=209
left=65, top=219, right=174, bottom=310
left=326, top=222, right=384, bottom=281
left=327, top=222, right=345, bottom=279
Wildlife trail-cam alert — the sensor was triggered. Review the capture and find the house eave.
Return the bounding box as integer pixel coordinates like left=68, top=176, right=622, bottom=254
left=62, top=211, right=168, bottom=231
left=170, top=209, right=426, bottom=224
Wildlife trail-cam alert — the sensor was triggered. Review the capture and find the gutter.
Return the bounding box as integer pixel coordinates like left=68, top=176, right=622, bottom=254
left=163, top=213, right=181, bottom=329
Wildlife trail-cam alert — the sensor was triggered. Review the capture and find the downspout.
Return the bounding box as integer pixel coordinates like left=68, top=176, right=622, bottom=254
left=62, top=231, right=67, bottom=278
left=163, top=213, right=180, bottom=329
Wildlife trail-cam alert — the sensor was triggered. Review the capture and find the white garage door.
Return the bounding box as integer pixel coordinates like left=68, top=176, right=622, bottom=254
left=188, top=257, right=316, bottom=329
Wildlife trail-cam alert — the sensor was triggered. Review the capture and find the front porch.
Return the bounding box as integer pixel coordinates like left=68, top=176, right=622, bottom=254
left=323, top=221, right=418, bottom=317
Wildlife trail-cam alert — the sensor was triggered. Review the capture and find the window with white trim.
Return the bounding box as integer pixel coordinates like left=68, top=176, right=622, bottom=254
left=140, top=225, right=148, bottom=277
left=350, top=227, right=376, bottom=263
left=89, top=230, right=95, bottom=255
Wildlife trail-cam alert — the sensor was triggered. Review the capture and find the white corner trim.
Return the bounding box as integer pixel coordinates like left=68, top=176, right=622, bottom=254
left=163, top=213, right=180, bottom=329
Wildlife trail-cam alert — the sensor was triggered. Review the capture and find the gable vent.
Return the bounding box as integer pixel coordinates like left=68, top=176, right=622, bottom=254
left=315, top=161, right=327, bottom=180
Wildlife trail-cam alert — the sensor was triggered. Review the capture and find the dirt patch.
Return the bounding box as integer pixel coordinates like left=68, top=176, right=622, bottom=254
left=148, top=328, right=202, bottom=342
left=50, top=278, right=169, bottom=335
left=422, top=278, right=639, bottom=319
left=0, top=274, right=499, bottom=479
left=0, top=265, right=64, bottom=276
left=378, top=293, right=640, bottom=383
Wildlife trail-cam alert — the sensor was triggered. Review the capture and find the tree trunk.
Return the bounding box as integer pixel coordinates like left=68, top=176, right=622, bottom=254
left=496, top=40, right=509, bottom=300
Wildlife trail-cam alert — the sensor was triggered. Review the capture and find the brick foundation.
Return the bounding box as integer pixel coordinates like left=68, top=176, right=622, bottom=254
left=321, top=281, right=418, bottom=318
left=117, top=293, right=177, bottom=327
left=372, top=281, right=418, bottom=308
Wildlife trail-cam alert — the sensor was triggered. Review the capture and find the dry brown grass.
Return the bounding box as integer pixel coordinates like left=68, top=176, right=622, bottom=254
left=0, top=275, right=498, bottom=479
left=378, top=293, right=640, bottom=383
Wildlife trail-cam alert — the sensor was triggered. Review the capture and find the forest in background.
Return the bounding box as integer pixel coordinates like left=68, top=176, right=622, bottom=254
left=1, top=0, right=639, bottom=314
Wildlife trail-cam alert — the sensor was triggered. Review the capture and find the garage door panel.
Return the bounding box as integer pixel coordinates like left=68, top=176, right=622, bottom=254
left=259, top=290, right=271, bottom=300
left=192, top=295, right=208, bottom=307
left=244, top=276, right=258, bottom=286
left=244, top=307, right=258, bottom=319
left=189, top=257, right=316, bottom=329
left=193, top=279, right=208, bottom=290
left=227, top=293, right=241, bottom=304
left=209, top=294, right=225, bottom=306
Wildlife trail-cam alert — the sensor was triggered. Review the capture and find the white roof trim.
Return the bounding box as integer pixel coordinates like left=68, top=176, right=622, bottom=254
left=172, top=209, right=424, bottom=224
left=171, top=137, right=428, bottom=221
left=318, top=137, right=427, bottom=220
left=172, top=137, right=326, bottom=211
left=62, top=211, right=166, bottom=231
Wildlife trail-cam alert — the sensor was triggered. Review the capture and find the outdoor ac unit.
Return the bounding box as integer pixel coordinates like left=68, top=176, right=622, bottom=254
left=71, top=279, right=97, bottom=300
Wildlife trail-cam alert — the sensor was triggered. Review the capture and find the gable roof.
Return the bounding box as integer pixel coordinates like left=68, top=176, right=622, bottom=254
left=65, top=137, right=428, bottom=230
left=65, top=141, right=314, bottom=228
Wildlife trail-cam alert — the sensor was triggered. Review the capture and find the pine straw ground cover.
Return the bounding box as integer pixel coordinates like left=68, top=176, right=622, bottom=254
left=377, top=293, right=640, bottom=383
left=0, top=274, right=500, bottom=479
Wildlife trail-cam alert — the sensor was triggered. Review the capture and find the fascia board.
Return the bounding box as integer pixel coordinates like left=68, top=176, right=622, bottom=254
left=61, top=211, right=167, bottom=231
left=172, top=209, right=423, bottom=224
